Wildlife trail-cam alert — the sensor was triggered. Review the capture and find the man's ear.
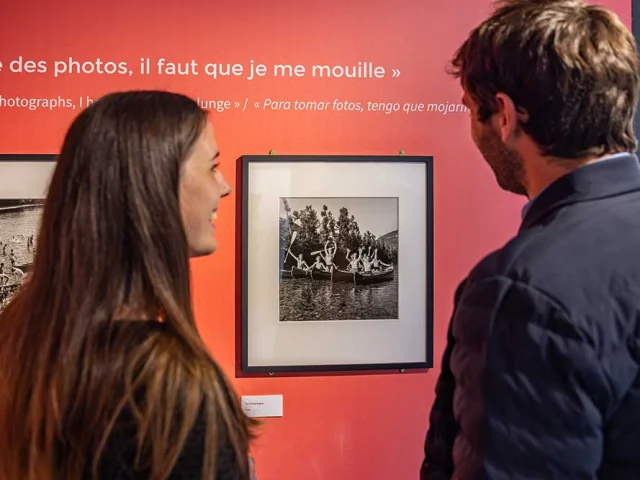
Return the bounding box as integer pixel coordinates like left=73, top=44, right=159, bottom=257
left=494, top=92, right=527, bottom=145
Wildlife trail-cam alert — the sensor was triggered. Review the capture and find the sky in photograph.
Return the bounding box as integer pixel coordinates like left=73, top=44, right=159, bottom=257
left=279, top=197, right=398, bottom=238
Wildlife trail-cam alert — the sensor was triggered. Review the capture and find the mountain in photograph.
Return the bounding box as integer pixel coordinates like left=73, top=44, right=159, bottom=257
left=377, top=229, right=398, bottom=251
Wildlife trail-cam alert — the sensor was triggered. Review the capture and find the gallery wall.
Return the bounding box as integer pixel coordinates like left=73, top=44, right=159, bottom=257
left=0, top=0, right=631, bottom=479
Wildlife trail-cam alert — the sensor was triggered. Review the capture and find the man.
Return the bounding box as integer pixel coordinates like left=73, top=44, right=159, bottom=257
left=421, top=1, right=640, bottom=478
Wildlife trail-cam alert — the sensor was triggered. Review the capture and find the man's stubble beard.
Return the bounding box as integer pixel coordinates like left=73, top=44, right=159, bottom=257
left=476, top=123, right=527, bottom=196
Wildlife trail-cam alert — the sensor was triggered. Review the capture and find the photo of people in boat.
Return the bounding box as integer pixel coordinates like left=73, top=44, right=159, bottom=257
left=279, top=197, right=398, bottom=322
left=0, top=199, right=42, bottom=312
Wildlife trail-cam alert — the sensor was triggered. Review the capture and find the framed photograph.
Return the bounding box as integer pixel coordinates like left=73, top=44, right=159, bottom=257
left=237, top=155, right=433, bottom=375
left=0, top=154, right=56, bottom=312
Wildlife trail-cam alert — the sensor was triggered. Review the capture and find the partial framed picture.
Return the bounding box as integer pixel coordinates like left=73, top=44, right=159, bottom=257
left=238, top=155, right=433, bottom=375
left=0, top=154, right=56, bottom=312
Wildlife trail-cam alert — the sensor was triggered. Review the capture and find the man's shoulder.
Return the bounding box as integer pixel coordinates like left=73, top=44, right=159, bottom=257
left=462, top=225, right=551, bottom=291
left=460, top=202, right=640, bottom=346
left=473, top=193, right=640, bottom=279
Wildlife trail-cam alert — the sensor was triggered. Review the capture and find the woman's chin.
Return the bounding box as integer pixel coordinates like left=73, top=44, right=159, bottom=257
left=188, top=238, right=217, bottom=258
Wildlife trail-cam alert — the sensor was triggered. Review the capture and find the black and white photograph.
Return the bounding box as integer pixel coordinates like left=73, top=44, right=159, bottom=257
left=278, top=196, right=398, bottom=322
left=0, top=199, right=42, bottom=312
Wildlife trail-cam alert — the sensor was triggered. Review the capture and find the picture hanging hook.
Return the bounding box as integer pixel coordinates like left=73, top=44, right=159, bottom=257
left=269, top=149, right=276, bottom=155
left=399, top=149, right=405, bottom=156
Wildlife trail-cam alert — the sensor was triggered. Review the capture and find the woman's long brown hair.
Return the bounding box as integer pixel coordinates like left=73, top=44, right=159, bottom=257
left=0, top=91, right=256, bottom=479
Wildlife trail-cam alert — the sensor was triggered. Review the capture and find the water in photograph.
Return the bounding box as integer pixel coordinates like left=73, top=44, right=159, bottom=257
left=278, top=268, right=399, bottom=322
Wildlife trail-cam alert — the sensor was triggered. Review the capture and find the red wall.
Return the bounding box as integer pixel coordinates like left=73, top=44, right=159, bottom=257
left=0, top=0, right=631, bottom=478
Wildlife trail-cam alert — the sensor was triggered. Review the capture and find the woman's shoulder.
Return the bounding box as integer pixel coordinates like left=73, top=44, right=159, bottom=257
left=100, top=402, right=243, bottom=480
left=93, top=320, right=247, bottom=480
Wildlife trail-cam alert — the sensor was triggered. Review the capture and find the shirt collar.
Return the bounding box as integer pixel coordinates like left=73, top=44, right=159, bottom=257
left=521, top=152, right=631, bottom=219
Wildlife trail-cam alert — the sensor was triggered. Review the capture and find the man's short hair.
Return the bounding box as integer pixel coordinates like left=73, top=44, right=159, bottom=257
left=450, top=0, right=640, bottom=159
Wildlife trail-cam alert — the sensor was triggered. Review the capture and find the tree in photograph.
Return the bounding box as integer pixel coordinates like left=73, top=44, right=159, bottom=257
left=361, top=231, right=376, bottom=250
left=290, top=205, right=321, bottom=256
left=319, top=205, right=337, bottom=245
left=336, top=207, right=362, bottom=254
left=280, top=200, right=398, bottom=268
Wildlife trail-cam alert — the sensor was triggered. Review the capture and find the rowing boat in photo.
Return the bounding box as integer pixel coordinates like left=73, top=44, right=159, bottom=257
left=309, top=268, right=332, bottom=281
left=279, top=266, right=309, bottom=279
left=332, top=266, right=394, bottom=285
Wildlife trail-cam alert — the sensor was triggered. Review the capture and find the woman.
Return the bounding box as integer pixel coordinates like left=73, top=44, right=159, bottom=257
left=0, top=91, right=257, bottom=479
left=308, top=254, right=327, bottom=272
left=372, top=248, right=391, bottom=271
left=321, top=236, right=337, bottom=271
left=345, top=246, right=364, bottom=272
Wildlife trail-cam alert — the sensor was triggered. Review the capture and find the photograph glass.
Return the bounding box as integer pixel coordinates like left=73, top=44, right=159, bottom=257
left=279, top=196, right=398, bottom=322
left=240, top=155, right=433, bottom=374
left=0, top=156, right=55, bottom=313
left=0, top=199, right=42, bottom=311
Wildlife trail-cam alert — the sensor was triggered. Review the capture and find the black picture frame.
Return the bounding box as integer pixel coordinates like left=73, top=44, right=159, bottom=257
left=0, top=154, right=57, bottom=162
left=236, top=154, right=434, bottom=376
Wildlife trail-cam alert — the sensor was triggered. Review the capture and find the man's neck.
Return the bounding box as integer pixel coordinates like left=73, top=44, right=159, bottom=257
left=524, top=151, right=628, bottom=199
left=525, top=163, right=576, bottom=199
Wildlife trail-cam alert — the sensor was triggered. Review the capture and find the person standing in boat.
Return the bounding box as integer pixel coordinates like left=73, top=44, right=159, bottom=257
left=372, top=248, right=391, bottom=271
left=360, top=247, right=374, bottom=273
left=345, top=246, right=364, bottom=272
left=321, top=236, right=337, bottom=272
